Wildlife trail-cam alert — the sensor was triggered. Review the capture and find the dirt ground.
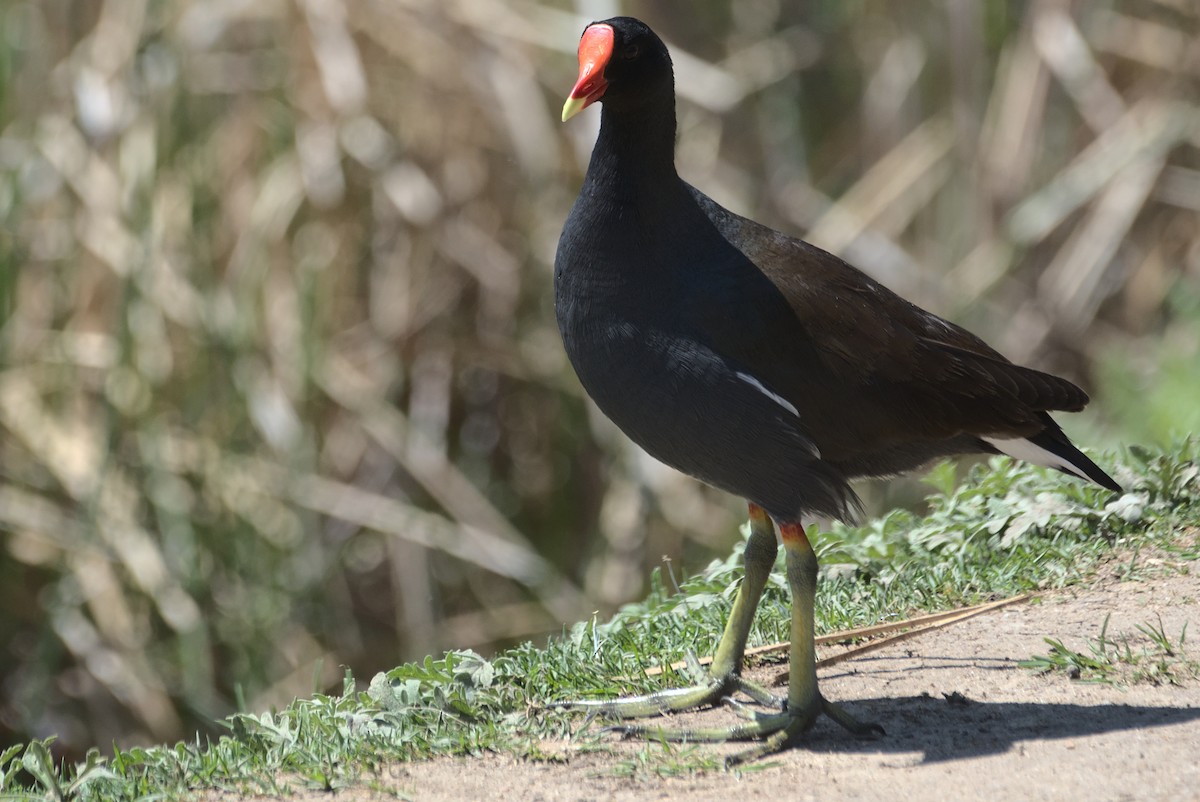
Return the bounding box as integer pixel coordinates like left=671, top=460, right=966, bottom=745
left=375, top=554, right=1200, bottom=802
left=202, top=547, right=1200, bottom=802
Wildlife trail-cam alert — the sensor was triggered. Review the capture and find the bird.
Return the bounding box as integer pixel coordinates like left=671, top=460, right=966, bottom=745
left=554, top=16, right=1120, bottom=763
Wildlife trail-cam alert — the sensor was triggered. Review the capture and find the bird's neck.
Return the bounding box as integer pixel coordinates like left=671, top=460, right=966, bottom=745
left=584, top=101, right=681, bottom=203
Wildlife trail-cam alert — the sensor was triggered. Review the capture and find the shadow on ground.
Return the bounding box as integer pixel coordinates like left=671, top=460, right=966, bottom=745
left=786, top=692, right=1200, bottom=763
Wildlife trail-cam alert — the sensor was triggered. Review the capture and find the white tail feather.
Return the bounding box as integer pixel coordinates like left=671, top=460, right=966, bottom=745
left=983, top=436, right=1090, bottom=482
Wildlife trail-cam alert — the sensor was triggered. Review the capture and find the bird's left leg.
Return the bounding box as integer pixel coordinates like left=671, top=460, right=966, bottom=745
left=553, top=503, right=780, bottom=718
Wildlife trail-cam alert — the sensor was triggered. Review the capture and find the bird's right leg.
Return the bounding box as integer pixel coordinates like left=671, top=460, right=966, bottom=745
left=554, top=502, right=781, bottom=717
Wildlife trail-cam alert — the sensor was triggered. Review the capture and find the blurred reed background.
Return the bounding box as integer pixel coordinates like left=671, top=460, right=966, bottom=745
left=1, top=0, right=1198, bottom=759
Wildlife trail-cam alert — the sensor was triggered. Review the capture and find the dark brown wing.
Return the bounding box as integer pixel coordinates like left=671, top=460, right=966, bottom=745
left=690, top=186, right=1087, bottom=446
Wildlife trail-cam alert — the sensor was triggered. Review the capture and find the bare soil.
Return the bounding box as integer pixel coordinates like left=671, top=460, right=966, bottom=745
left=212, top=548, right=1200, bottom=801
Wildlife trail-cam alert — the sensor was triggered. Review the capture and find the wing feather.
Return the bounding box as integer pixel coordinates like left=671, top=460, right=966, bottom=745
left=689, top=185, right=1089, bottom=448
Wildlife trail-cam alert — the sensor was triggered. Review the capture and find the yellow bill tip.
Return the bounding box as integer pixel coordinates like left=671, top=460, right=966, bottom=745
left=561, top=95, right=588, bottom=122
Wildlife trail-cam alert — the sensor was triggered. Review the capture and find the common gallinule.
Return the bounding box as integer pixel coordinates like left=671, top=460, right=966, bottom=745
left=555, top=16, right=1120, bottom=762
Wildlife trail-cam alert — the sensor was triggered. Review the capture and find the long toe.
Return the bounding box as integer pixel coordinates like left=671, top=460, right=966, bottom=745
left=552, top=675, right=731, bottom=720
left=821, top=695, right=884, bottom=738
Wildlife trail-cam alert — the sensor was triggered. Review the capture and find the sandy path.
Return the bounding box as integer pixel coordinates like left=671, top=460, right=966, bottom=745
left=379, top=564, right=1200, bottom=802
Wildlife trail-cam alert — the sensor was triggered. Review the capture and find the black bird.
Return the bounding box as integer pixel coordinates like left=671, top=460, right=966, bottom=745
left=555, top=16, right=1120, bottom=762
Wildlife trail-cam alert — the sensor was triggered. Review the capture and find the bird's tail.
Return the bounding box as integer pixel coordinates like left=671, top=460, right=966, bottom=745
left=982, top=416, right=1120, bottom=492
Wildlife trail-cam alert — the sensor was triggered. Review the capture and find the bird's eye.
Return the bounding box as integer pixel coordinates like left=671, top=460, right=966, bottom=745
left=622, top=44, right=641, bottom=60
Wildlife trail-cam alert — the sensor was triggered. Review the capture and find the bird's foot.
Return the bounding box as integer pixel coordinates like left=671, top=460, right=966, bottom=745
left=607, top=692, right=883, bottom=768
left=552, top=652, right=881, bottom=766
left=551, top=652, right=781, bottom=720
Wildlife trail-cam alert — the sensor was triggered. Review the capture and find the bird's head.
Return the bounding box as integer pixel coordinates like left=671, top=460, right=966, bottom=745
left=561, top=17, right=673, bottom=122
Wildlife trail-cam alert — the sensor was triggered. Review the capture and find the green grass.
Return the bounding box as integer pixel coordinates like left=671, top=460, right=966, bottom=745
left=1021, top=615, right=1200, bottom=686
left=1, top=438, right=1198, bottom=799
left=607, top=741, right=728, bottom=779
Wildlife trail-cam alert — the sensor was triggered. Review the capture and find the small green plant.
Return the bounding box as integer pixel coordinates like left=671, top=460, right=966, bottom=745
left=1021, top=614, right=1200, bottom=686
left=1020, top=615, right=1124, bottom=683
left=5, top=740, right=115, bottom=802
left=607, top=741, right=724, bottom=779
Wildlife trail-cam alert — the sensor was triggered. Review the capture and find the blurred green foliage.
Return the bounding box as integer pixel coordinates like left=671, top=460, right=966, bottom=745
left=1098, top=284, right=1200, bottom=446
left=0, top=0, right=1197, bottom=760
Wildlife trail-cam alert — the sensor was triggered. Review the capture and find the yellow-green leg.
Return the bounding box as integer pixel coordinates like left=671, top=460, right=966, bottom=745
left=565, top=513, right=882, bottom=765
left=720, top=520, right=883, bottom=766
left=555, top=504, right=782, bottom=718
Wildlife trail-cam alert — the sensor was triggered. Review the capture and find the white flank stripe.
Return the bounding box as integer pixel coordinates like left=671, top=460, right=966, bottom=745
left=735, top=371, right=799, bottom=417
left=983, top=436, right=1089, bottom=481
